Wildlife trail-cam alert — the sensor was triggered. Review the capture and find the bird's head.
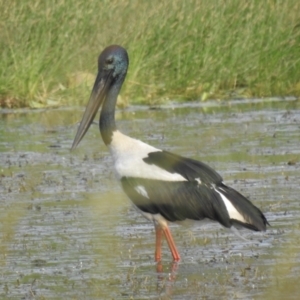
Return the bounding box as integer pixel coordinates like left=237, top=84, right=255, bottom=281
left=71, top=45, right=128, bottom=150
left=98, top=45, right=128, bottom=81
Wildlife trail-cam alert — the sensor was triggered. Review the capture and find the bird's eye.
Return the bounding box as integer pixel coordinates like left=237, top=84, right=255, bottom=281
left=106, top=57, right=114, bottom=64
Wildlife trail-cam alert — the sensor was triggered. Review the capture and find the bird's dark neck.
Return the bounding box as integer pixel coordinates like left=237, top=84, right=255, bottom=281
left=99, top=82, right=120, bottom=145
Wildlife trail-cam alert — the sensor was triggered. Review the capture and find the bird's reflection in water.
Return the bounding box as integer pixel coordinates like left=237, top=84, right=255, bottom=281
left=156, top=261, right=179, bottom=297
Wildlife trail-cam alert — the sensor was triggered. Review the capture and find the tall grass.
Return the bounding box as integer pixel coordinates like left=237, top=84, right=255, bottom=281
left=1, top=0, right=300, bottom=108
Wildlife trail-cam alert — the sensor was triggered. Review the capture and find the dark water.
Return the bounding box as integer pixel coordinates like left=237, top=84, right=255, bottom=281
left=0, top=99, right=299, bottom=299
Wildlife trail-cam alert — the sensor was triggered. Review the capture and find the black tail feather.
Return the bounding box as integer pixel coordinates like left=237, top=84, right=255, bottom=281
left=216, top=183, right=269, bottom=231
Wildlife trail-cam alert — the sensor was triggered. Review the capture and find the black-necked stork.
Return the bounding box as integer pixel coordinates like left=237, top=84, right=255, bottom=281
left=71, top=45, right=269, bottom=262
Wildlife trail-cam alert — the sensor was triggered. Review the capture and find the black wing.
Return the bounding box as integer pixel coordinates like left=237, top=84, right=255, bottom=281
left=122, top=151, right=268, bottom=231
left=143, top=150, right=222, bottom=184
left=215, top=182, right=269, bottom=231
left=121, top=177, right=232, bottom=227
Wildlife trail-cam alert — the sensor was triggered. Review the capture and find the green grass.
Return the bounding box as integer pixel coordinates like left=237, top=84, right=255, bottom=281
left=1, top=0, right=300, bottom=108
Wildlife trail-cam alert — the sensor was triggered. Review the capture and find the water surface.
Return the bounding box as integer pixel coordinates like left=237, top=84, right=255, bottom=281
left=0, top=99, right=300, bottom=299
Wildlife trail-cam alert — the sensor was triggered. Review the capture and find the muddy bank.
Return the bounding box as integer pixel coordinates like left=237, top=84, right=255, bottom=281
left=0, top=99, right=300, bottom=299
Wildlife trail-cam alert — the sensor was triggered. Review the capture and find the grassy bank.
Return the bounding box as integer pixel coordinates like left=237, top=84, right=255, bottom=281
left=1, top=0, right=300, bottom=108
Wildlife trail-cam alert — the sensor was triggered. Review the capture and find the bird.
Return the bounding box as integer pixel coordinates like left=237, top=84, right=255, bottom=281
left=71, top=45, right=269, bottom=262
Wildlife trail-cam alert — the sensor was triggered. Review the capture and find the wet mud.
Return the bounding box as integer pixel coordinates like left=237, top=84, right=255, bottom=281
left=0, top=99, right=300, bottom=299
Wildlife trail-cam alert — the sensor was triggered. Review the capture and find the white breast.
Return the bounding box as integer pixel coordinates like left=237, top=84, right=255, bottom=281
left=108, top=131, right=186, bottom=181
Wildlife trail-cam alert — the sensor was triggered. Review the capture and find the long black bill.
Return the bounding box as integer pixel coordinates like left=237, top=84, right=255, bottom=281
left=71, top=71, right=112, bottom=150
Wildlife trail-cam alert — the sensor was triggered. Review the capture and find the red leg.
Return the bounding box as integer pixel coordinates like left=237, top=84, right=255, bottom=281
left=155, top=226, right=163, bottom=262
left=163, top=226, right=181, bottom=262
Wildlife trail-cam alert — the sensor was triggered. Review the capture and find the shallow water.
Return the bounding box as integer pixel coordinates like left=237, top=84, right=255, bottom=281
left=0, top=99, right=300, bottom=299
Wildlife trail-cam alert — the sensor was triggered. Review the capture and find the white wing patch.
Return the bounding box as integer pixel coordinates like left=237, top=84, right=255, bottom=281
left=135, top=185, right=149, bottom=198
left=108, top=131, right=186, bottom=181
left=214, top=189, right=247, bottom=223
left=195, top=178, right=201, bottom=184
